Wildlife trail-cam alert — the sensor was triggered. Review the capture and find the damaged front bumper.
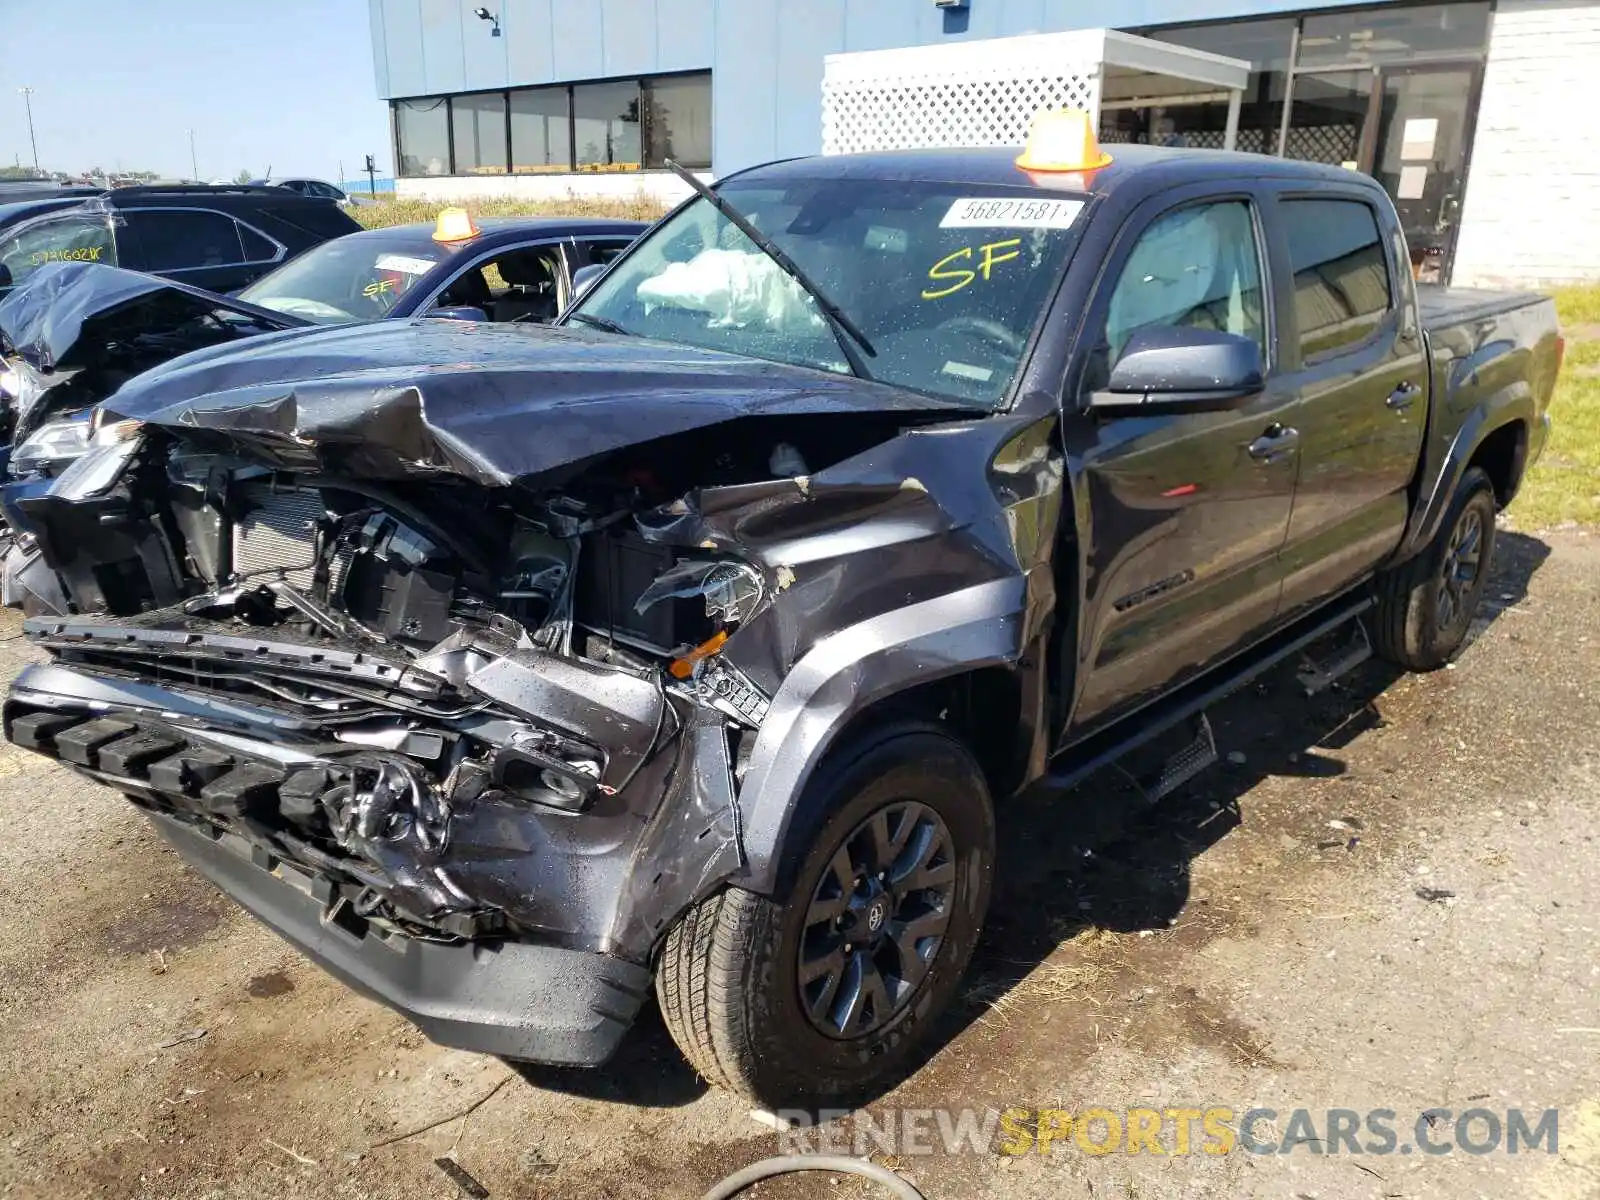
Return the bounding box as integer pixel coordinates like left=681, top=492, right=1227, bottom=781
left=6, top=614, right=746, bottom=1065
left=146, top=808, right=652, bottom=1064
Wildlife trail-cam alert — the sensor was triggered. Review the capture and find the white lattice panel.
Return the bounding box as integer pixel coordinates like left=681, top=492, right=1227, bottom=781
left=821, top=29, right=1249, bottom=157
left=824, top=71, right=1100, bottom=154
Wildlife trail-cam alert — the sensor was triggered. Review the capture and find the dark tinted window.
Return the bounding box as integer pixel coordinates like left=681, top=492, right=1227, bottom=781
left=121, top=210, right=245, bottom=271
left=1281, top=199, right=1391, bottom=360
left=571, top=238, right=632, bottom=267
left=395, top=98, right=450, bottom=177
left=511, top=87, right=571, bottom=172
left=238, top=223, right=278, bottom=262
left=645, top=74, right=712, bottom=169
left=452, top=92, right=508, bottom=175
left=1299, top=3, right=1491, bottom=68
left=1132, top=20, right=1294, bottom=155
left=573, top=82, right=641, bottom=170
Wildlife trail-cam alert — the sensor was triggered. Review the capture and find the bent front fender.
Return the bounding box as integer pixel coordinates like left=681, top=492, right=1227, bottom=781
left=731, top=575, right=1027, bottom=895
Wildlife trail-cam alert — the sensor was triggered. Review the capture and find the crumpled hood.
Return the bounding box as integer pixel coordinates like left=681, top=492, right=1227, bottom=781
left=0, top=260, right=306, bottom=371
left=102, top=317, right=969, bottom=486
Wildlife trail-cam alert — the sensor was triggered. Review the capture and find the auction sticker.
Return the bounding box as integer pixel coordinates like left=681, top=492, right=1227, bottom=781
left=374, top=253, right=439, bottom=276
left=941, top=197, right=1085, bottom=230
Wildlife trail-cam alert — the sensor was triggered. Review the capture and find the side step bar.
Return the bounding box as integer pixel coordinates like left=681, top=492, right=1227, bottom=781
left=1042, top=593, right=1375, bottom=796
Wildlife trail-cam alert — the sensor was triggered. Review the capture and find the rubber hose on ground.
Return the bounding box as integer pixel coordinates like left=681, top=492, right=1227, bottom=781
left=701, top=1154, right=927, bottom=1200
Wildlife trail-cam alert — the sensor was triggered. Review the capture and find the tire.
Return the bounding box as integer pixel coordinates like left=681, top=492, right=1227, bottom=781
left=1373, top=465, right=1496, bottom=671
left=656, top=723, right=994, bottom=1107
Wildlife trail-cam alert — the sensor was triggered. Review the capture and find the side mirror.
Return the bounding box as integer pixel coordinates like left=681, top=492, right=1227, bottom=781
left=428, top=305, right=490, bottom=323
left=571, top=263, right=605, bottom=299
left=1090, top=327, right=1264, bottom=415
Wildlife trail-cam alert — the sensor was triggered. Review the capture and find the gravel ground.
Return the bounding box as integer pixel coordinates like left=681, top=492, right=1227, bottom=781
left=0, top=526, right=1596, bottom=1200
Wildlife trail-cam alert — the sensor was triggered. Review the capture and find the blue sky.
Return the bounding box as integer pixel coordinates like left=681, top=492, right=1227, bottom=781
left=0, top=0, right=391, bottom=184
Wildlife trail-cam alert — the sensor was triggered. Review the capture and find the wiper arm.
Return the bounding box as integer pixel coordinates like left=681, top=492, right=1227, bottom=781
left=567, top=311, right=630, bottom=336
left=663, top=158, right=876, bottom=378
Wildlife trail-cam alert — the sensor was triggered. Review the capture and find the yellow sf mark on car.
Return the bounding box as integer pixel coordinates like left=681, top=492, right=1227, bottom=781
left=362, top=278, right=396, bottom=300
left=922, top=238, right=1022, bottom=301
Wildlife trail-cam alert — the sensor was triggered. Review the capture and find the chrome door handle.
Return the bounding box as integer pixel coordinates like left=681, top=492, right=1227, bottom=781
left=1387, top=382, right=1423, bottom=410
left=1248, top=425, right=1300, bottom=461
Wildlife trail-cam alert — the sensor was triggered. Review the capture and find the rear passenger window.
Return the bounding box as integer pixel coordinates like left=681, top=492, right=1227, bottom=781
left=1101, top=200, right=1266, bottom=364
left=1281, top=199, right=1391, bottom=361
left=122, top=210, right=245, bottom=272
left=238, top=224, right=278, bottom=263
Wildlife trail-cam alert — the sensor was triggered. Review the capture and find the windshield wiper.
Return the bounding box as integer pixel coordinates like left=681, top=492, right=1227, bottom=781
left=663, top=158, right=876, bottom=379
left=567, top=311, right=631, bottom=336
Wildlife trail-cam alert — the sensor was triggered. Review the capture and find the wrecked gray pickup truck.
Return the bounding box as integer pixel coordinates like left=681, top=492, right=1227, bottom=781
left=3, top=141, right=1562, bottom=1106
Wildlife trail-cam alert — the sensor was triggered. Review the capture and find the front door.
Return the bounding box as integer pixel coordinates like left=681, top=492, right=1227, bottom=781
left=1370, top=64, right=1482, bottom=284
left=1061, top=192, right=1299, bottom=736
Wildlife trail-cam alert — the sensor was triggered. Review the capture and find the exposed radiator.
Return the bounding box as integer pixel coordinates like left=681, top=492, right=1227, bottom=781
left=232, top=485, right=323, bottom=590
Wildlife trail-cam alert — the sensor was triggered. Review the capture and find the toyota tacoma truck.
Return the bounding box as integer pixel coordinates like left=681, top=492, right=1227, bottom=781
left=1, top=137, right=1563, bottom=1107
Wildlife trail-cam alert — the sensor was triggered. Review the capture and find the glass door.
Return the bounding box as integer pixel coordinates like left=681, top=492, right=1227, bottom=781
left=1371, top=64, right=1482, bottom=284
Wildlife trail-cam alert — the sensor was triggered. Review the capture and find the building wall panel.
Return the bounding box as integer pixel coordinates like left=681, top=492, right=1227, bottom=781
left=658, top=0, right=716, bottom=73
left=1453, top=0, right=1600, bottom=286
left=418, top=0, right=468, bottom=95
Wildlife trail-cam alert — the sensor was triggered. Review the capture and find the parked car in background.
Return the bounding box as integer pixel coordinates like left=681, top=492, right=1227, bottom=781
left=0, top=181, right=100, bottom=205
left=250, top=177, right=362, bottom=207
left=0, top=211, right=648, bottom=594
left=234, top=211, right=649, bottom=324
left=0, top=185, right=360, bottom=297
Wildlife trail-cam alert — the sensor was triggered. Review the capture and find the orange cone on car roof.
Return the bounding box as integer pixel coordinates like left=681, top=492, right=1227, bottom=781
left=1016, top=108, right=1113, bottom=188
left=432, top=207, right=479, bottom=243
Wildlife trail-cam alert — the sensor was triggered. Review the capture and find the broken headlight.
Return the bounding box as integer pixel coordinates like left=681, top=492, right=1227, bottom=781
left=634, top=559, right=764, bottom=626
left=10, top=416, right=92, bottom=477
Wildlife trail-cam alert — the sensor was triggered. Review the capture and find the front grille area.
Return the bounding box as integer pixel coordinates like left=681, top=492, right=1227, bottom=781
left=233, top=484, right=323, bottom=589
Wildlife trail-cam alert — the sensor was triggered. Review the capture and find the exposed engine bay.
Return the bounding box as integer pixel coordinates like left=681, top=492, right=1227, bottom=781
left=9, top=408, right=957, bottom=948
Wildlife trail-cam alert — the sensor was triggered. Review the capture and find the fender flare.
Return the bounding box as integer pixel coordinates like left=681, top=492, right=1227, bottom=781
left=732, top=575, right=1027, bottom=895
left=1391, top=384, right=1533, bottom=566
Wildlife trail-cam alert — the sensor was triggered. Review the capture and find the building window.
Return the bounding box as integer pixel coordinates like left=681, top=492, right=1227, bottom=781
left=395, top=98, right=450, bottom=177
left=451, top=92, right=508, bottom=175
left=1132, top=19, right=1295, bottom=155
left=1297, top=3, right=1491, bottom=69
left=644, top=74, right=712, bottom=169
left=510, top=86, right=572, bottom=173
left=394, top=71, right=709, bottom=177
left=573, top=81, right=642, bottom=171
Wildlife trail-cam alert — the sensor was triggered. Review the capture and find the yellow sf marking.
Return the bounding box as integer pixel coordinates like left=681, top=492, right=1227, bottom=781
left=922, top=238, right=1022, bottom=300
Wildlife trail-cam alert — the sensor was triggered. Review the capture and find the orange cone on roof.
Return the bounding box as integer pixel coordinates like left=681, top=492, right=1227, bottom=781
left=1016, top=108, right=1113, bottom=189
left=432, top=207, right=480, bottom=243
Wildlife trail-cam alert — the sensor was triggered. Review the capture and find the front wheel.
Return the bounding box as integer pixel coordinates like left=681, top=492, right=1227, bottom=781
left=1374, top=465, right=1497, bottom=671
left=656, top=724, right=994, bottom=1107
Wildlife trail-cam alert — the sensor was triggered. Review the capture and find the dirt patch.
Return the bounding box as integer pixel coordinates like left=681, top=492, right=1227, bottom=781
left=95, top=870, right=228, bottom=956
left=245, top=971, right=296, bottom=999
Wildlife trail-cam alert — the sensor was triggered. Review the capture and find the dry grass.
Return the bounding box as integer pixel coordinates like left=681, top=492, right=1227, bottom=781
left=1505, top=285, right=1600, bottom=529
left=351, top=194, right=669, bottom=231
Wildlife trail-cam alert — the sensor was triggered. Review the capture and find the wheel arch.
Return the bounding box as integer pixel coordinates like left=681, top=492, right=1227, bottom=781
left=731, top=577, right=1042, bottom=897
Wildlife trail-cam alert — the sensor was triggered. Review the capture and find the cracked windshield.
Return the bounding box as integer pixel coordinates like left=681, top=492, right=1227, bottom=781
left=573, top=179, right=1086, bottom=405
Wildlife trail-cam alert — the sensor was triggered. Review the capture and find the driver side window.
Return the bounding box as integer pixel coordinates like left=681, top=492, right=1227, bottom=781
left=1101, top=200, right=1266, bottom=366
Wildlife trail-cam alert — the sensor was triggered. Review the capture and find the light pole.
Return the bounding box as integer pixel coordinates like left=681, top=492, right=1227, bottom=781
left=17, top=87, right=39, bottom=173
left=186, top=129, right=198, bottom=182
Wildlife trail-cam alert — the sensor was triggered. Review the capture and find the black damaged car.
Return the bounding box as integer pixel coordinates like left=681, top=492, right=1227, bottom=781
left=2, top=134, right=1563, bottom=1105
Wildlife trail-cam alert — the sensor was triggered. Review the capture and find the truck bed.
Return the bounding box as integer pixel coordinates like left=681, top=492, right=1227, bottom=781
left=1418, top=284, right=1548, bottom=329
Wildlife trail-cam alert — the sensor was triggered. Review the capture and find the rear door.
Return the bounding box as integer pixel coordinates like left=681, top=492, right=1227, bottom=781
left=1062, top=186, right=1299, bottom=733
left=1266, top=191, right=1428, bottom=616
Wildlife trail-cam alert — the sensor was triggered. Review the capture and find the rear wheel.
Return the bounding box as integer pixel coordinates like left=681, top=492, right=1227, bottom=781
left=656, top=724, right=994, bottom=1107
left=1374, top=466, right=1496, bottom=671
